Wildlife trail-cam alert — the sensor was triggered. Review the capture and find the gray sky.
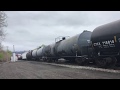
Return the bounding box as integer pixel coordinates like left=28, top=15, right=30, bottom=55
left=2, top=11, right=120, bottom=51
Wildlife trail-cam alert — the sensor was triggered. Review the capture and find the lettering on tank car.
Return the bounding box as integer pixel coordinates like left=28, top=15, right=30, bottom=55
left=102, top=40, right=115, bottom=48
left=93, top=42, right=103, bottom=48
left=93, top=42, right=101, bottom=46
left=93, top=40, right=115, bottom=48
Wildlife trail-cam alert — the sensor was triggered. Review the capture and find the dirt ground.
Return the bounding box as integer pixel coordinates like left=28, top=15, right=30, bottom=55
left=0, top=60, right=120, bottom=79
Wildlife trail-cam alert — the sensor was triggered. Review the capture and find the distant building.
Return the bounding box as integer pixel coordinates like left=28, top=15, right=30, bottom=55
left=12, top=51, right=28, bottom=55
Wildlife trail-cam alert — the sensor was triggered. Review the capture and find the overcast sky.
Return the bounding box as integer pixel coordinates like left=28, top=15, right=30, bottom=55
left=2, top=11, right=120, bottom=51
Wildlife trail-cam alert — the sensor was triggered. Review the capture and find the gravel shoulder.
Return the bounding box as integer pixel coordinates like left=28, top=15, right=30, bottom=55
left=0, top=60, right=120, bottom=79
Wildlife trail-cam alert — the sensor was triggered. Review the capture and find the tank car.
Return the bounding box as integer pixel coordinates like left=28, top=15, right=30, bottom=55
left=47, top=43, right=57, bottom=62
left=41, top=43, right=58, bottom=62
left=42, top=45, right=50, bottom=61
left=26, top=50, right=33, bottom=60
left=31, top=49, right=38, bottom=60
left=55, top=30, right=92, bottom=65
left=91, top=20, right=120, bottom=67
left=36, top=46, right=44, bottom=60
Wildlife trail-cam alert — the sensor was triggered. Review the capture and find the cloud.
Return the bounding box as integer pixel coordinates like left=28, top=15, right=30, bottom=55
left=2, top=11, right=120, bottom=51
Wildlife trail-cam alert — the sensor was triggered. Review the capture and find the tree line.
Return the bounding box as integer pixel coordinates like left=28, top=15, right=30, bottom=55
left=0, top=11, right=12, bottom=62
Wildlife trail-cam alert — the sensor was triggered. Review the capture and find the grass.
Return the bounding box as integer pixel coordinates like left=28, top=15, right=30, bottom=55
left=0, top=50, right=12, bottom=62
left=0, top=53, right=4, bottom=60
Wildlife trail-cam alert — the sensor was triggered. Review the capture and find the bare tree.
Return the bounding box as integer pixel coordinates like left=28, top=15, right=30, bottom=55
left=0, top=11, right=7, bottom=50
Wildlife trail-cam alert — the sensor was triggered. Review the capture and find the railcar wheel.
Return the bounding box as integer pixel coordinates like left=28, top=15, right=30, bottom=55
left=75, top=58, right=89, bottom=65
left=54, top=59, right=58, bottom=64
left=53, top=58, right=56, bottom=63
left=95, top=57, right=117, bottom=68
left=106, top=57, right=117, bottom=68
left=47, top=58, right=52, bottom=63
left=43, top=58, right=47, bottom=62
left=95, top=58, right=107, bottom=68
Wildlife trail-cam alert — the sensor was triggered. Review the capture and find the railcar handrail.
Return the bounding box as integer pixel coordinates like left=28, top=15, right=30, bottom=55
left=55, top=36, right=70, bottom=43
left=98, top=51, right=120, bottom=57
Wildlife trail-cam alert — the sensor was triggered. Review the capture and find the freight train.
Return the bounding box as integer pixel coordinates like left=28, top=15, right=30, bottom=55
left=21, top=51, right=28, bottom=60
left=26, top=20, right=120, bottom=68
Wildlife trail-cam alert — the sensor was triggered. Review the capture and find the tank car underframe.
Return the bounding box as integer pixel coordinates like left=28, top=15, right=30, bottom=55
left=95, top=56, right=117, bottom=68
left=42, top=56, right=59, bottom=63
left=90, top=43, right=120, bottom=68
left=75, top=55, right=92, bottom=65
left=92, top=50, right=119, bottom=68
left=58, top=55, right=92, bottom=65
left=74, top=46, right=93, bottom=65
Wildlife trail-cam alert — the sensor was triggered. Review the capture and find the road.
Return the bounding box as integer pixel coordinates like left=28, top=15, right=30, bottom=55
left=0, top=60, right=120, bottom=79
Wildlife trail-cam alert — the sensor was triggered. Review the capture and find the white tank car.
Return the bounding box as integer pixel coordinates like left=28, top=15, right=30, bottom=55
left=22, top=51, right=28, bottom=60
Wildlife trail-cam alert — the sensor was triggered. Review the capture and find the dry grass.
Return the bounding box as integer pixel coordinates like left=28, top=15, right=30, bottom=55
left=0, top=50, right=12, bottom=62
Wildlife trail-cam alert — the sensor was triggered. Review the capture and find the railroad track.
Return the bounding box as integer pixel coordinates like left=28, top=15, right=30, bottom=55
left=26, top=59, right=120, bottom=74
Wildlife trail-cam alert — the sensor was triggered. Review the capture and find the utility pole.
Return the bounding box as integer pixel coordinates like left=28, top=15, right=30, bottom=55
left=7, top=46, right=8, bottom=51
left=13, top=45, right=15, bottom=62
left=13, top=45, right=15, bottom=52
left=6, top=46, right=8, bottom=61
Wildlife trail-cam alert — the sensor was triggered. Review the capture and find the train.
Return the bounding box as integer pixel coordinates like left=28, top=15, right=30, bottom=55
left=21, top=51, right=28, bottom=60
left=26, top=20, right=120, bottom=68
